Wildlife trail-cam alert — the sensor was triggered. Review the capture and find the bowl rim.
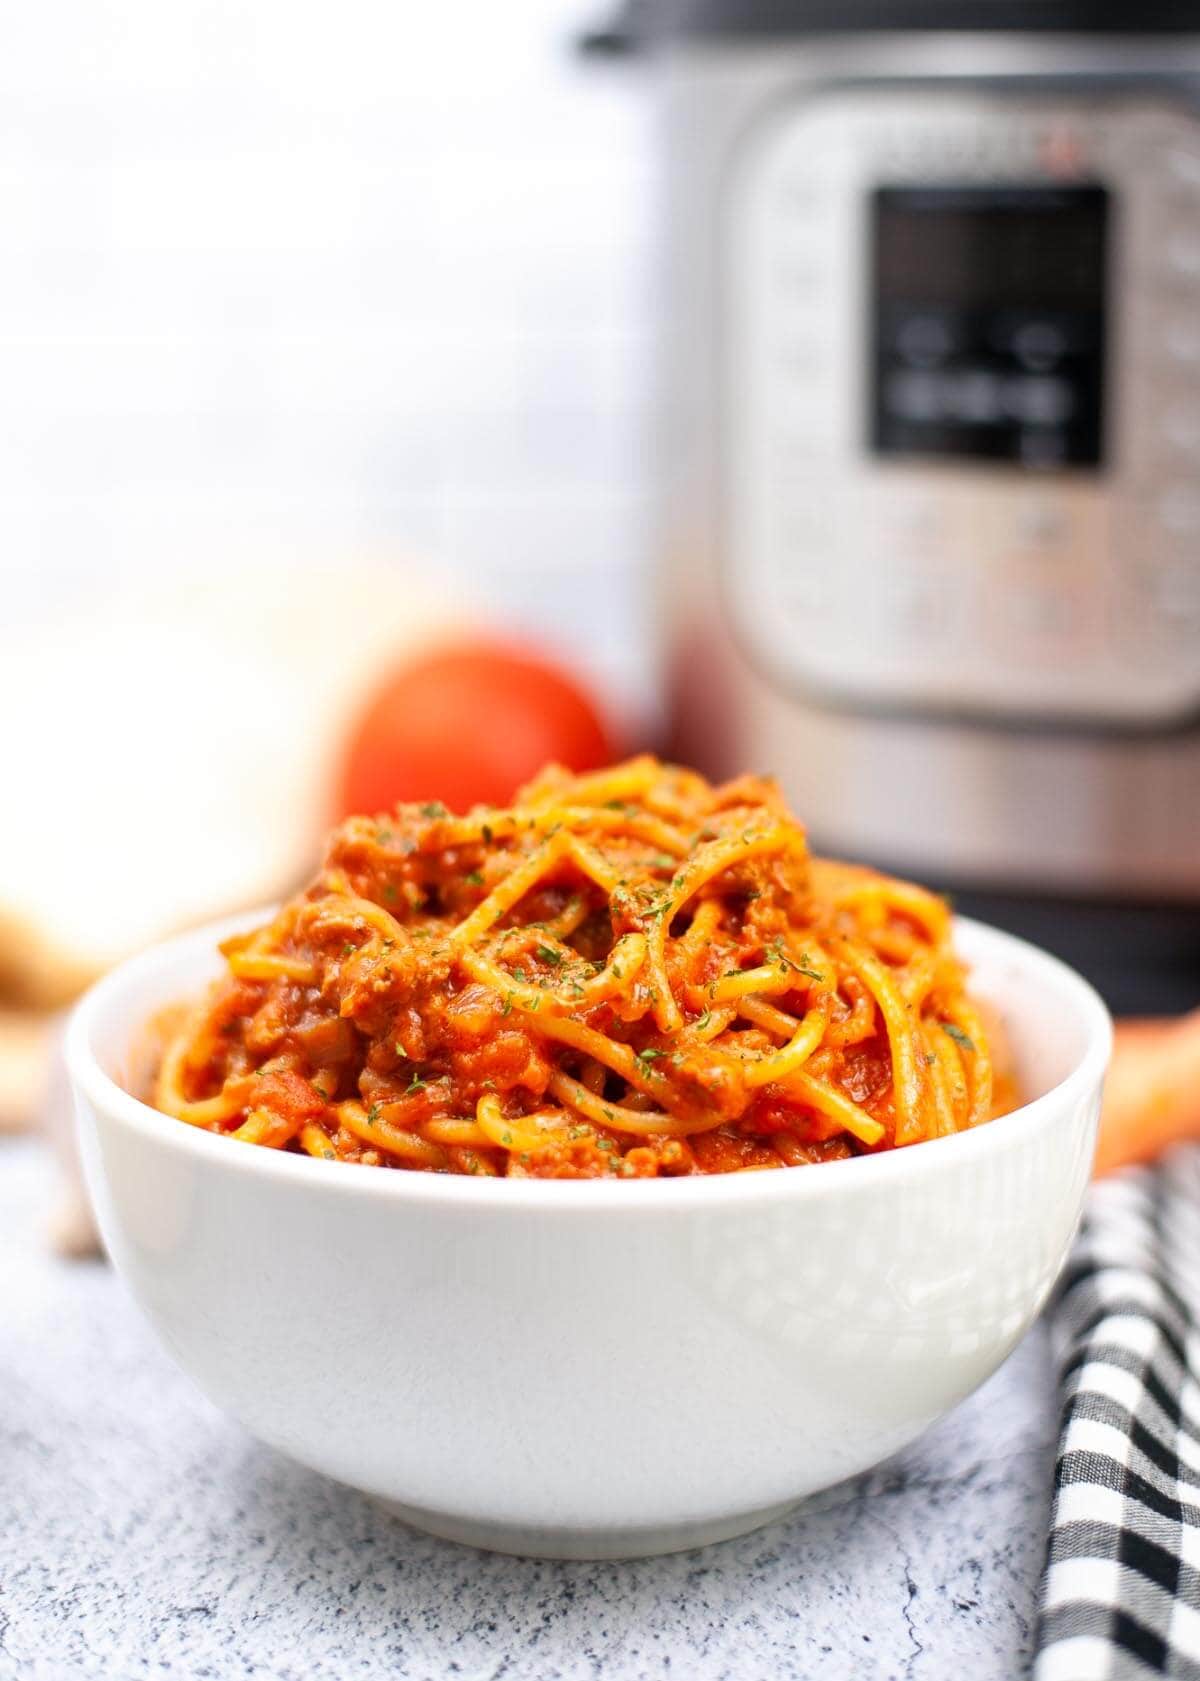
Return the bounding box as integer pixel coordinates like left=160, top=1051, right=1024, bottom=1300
left=67, top=906, right=1112, bottom=1213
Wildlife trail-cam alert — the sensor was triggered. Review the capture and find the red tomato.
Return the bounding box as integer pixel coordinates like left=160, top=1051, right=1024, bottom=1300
left=336, top=640, right=617, bottom=818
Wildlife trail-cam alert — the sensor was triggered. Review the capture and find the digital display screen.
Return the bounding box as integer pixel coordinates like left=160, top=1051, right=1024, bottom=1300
left=870, top=184, right=1109, bottom=469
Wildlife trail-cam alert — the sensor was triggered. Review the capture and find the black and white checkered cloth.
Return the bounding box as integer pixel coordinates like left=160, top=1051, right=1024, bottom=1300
left=1036, top=1146, right=1200, bottom=1681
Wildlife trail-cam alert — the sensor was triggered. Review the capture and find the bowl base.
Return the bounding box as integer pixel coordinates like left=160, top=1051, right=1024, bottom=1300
left=374, top=1495, right=802, bottom=1560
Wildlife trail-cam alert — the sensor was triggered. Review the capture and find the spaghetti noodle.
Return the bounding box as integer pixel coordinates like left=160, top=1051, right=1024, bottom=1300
left=149, top=756, right=1009, bottom=1177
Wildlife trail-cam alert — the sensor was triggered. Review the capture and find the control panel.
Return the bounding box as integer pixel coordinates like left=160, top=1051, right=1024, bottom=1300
left=725, top=92, right=1200, bottom=725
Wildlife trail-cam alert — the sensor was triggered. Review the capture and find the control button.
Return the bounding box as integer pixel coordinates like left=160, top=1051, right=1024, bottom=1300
left=771, top=421, right=839, bottom=471
left=1014, top=499, right=1068, bottom=548
left=777, top=176, right=824, bottom=216
left=778, top=569, right=827, bottom=621
left=1124, top=559, right=1200, bottom=663
left=1167, top=148, right=1200, bottom=189
left=778, top=339, right=828, bottom=380
left=987, top=565, right=1092, bottom=666
left=772, top=256, right=826, bottom=294
left=774, top=509, right=837, bottom=566
left=891, top=500, right=943, bottom=549
left=1163, top=402, right=1200, bottom=453
left=879, top=566, right=949, bottom=644
left=1163, top=314, right=1200, bottom=366
left=859, top=483, right=963, bottom=584
left=1158, top=487, right=1200, bottom=535
left=1150, top=562, right=1200, bottom=626
left=1167, top=228, right=1200, bottom=280
left=1005, top=587, right=1076, bottom=640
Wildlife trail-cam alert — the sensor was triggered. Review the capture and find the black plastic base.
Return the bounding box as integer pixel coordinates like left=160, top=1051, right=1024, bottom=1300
left=949, top=889, right=1200, bottom=1017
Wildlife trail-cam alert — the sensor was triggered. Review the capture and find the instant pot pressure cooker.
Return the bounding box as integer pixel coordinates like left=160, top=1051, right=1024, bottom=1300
left=590, top=0, right=1200, bottom=1010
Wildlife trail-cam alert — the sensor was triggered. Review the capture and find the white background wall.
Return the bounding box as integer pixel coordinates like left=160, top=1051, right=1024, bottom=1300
left=0, top=0, right=657, bottom=711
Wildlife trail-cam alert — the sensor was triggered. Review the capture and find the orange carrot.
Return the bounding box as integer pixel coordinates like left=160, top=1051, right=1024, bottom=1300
left=1094, top=1012, right=1200, bottom=1177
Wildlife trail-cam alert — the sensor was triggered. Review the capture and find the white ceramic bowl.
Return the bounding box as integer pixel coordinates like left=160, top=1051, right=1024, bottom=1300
left=68, top=911, right=1110, bottom=1560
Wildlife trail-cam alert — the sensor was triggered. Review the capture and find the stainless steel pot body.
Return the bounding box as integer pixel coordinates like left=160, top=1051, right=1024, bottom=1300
left=657, top=32, right=1200, bottom=893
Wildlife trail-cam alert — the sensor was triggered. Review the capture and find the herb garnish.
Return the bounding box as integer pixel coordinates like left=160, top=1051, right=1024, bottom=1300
left=465, top=870, right=484, bottom=887
left=536, top=944, right=563, bottom=966
left=769, top=943, right=824, bottom=983
left=942, top=1023, right=975, bottom=1052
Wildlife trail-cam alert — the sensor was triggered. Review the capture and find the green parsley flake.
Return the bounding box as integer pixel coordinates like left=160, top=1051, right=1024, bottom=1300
left=942, top=1022, right=975, bottom=1052
left=637, top=1048, right=664, bottom=1063
left=420, top=801, right=447, bottom=819
left=405, top=1074, right=427, bottom=1096
left=695, top=1011, right=711, bottom=1031
left=536, top=944, right=563, bottom=966
left=465, top=870, right=484, bottom=887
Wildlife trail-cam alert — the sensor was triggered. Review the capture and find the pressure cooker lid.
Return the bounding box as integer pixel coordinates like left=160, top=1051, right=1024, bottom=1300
left=584, top=0, right=1200, bottom=47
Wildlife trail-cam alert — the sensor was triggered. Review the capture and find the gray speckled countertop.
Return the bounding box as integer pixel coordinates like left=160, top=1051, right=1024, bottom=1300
left=1, top=1137, right=1057, bottom=1681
